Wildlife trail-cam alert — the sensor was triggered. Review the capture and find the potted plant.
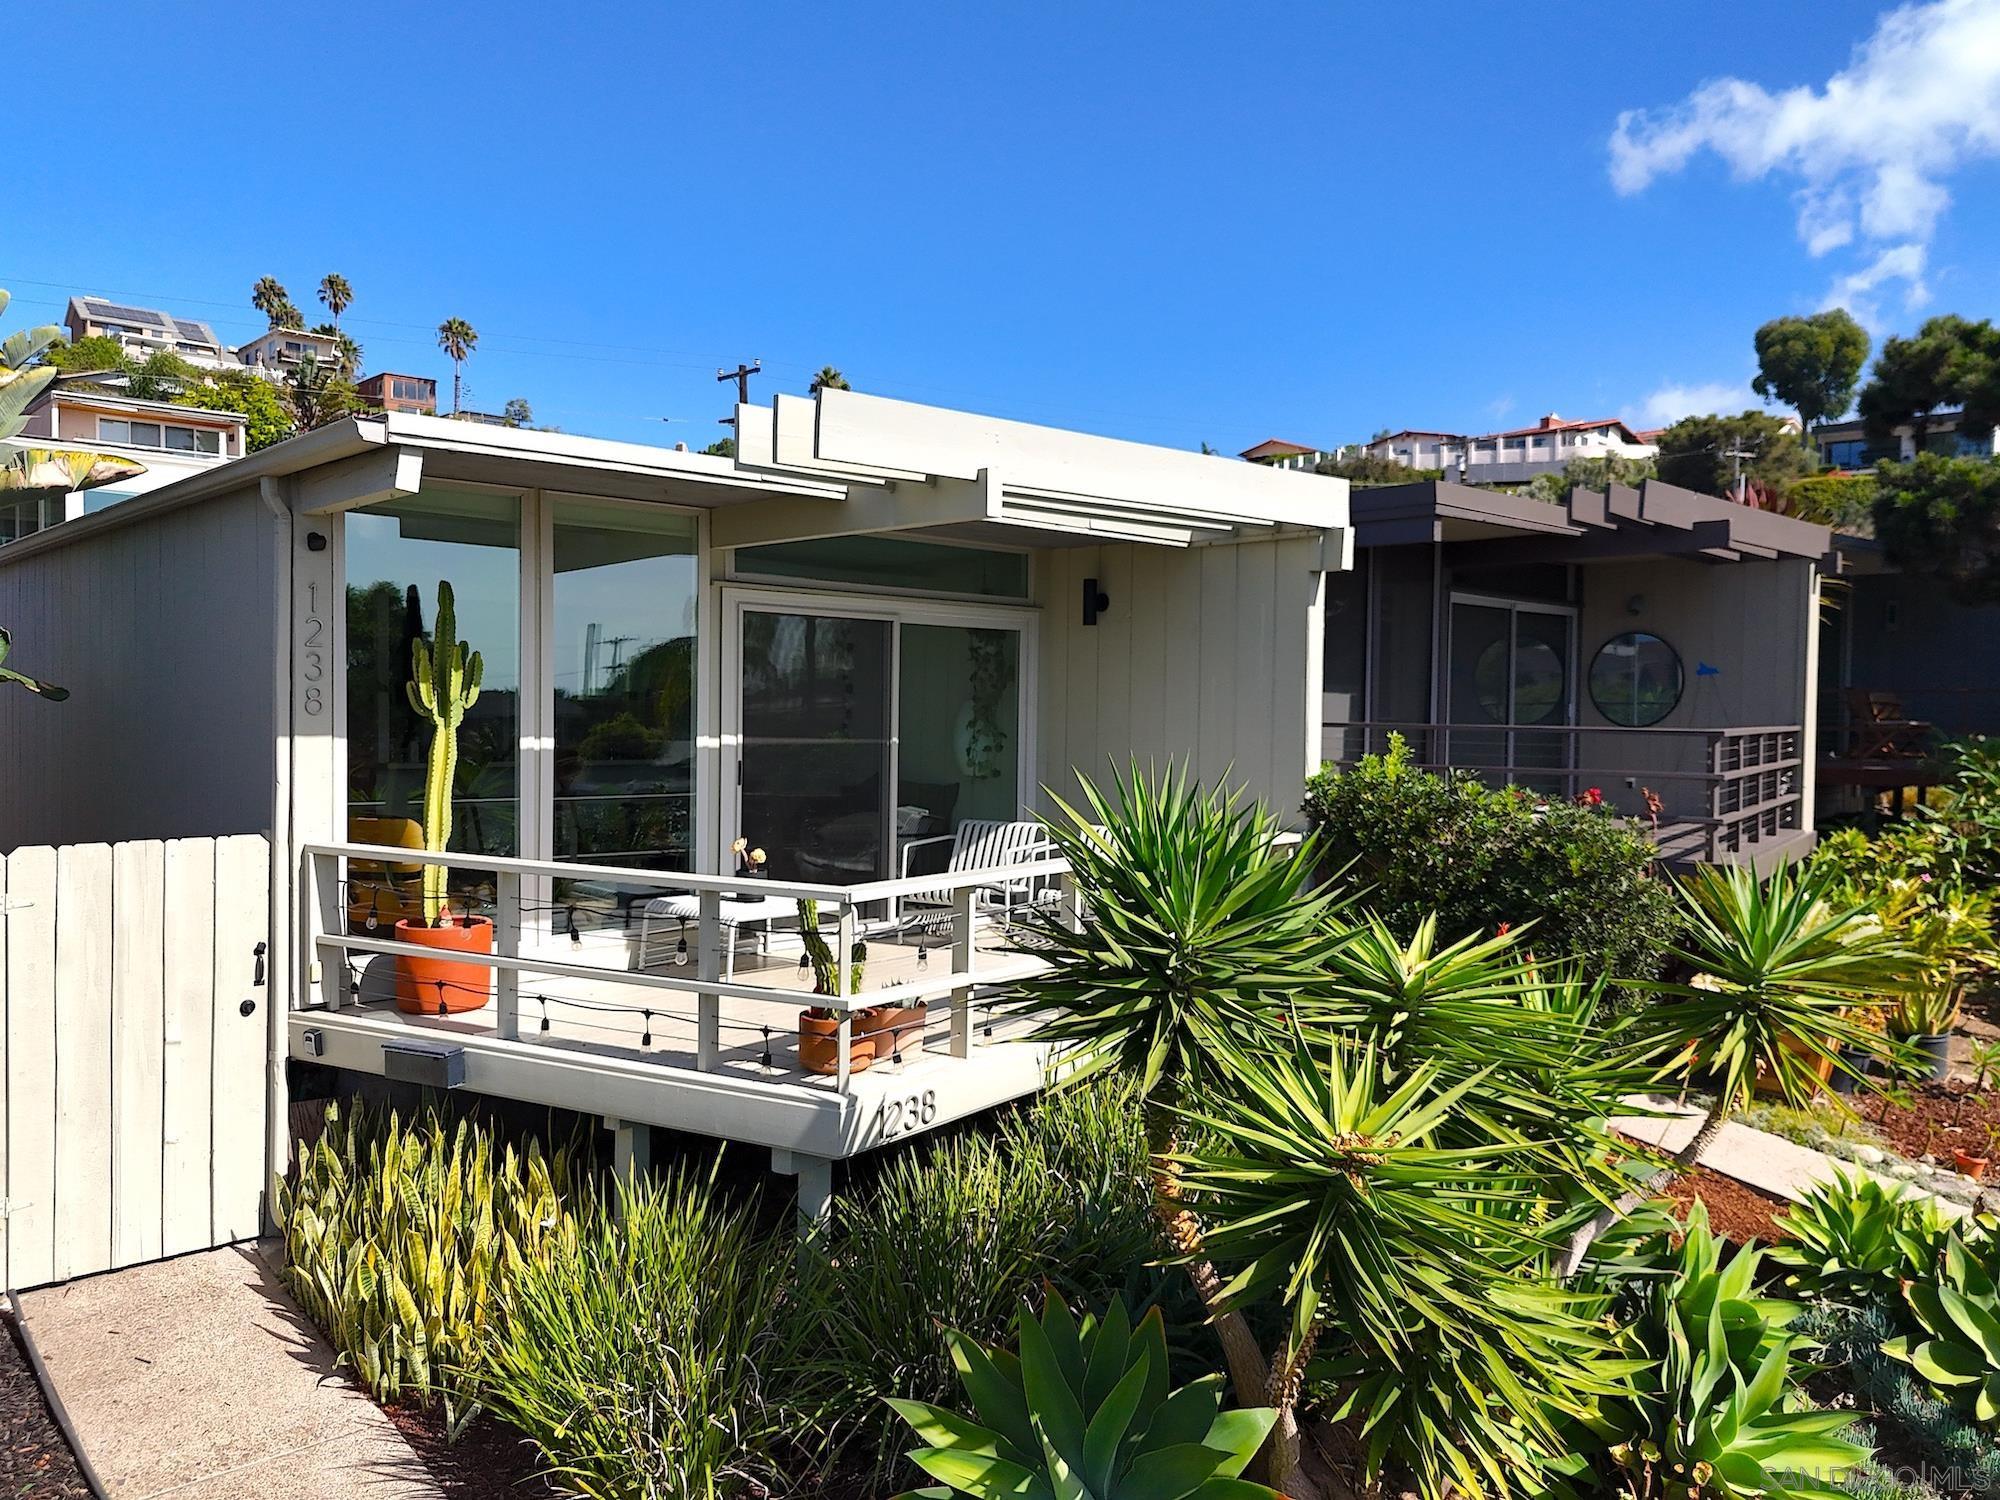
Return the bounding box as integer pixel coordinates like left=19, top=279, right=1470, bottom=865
left=1888, top=982, right=1961, bottom=1083
left=1952, top=1129, right=1993, bottom=1182
left=863, top=984, right=930, bottom=1064
left=1832, top=1004, right=1889, bottom=1095
left=795, top=898, right=872, bottom=1075
left=392, top=581, right=494, bottom=1016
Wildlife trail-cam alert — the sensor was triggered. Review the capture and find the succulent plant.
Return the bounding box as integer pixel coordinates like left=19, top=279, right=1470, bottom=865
left=1884, top=1227, right=2000, bottom=1427
left=1771, top=1169, right=1955, bottom=1299
left=886, top=1292, right=1283, bottom=1500
left=405, top=580, right=482, bottom=924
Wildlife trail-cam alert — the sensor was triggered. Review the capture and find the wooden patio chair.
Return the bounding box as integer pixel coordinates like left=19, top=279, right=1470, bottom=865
left=1844, top=688, right=1934, bottom=759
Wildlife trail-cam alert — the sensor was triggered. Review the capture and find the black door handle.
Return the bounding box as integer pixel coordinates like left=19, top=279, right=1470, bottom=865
left=253, top=940, right=267, bottom=987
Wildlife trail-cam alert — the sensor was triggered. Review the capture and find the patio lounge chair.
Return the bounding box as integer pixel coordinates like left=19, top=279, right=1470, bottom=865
left=895, top=818, right=1053, bottom=929
left=1844, top=688, right=1933, bottom=759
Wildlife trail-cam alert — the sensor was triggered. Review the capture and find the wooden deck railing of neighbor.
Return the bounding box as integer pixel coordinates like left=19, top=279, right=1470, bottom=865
left=299, top=842, right=1078, bottom=1096
left=1320, top=721, right=1806, bottom=864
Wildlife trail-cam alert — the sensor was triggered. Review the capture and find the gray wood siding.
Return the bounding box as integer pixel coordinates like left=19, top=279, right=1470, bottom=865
left=0, top=487, right=279, bottom=850
left=1035, top=536, right=1328, bottom=818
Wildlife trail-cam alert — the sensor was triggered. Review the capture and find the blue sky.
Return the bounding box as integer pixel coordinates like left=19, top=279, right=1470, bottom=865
left=10, top=0, right=2000, bottom=452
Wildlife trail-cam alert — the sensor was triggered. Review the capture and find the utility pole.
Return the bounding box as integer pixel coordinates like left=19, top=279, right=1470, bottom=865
left=1722, top=441, right=1757, bottom=503
left=717, top=359, right=762, bottom=405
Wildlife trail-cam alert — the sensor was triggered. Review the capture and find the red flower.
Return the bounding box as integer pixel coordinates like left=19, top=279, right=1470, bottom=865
left=1497, top=921, right=1512, bottom=937
left=1575, top=787, right=1605, bottom=808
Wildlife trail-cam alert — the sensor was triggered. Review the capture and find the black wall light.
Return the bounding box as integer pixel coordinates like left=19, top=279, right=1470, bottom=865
left=1082, top=577, right=1110, bottom=626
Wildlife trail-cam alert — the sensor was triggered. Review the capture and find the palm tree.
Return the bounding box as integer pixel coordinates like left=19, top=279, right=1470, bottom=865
left=317, top=274, right=353, bottom=327
left=809, top=365, right=849, bottom=395
left=250, top=277, right=291, bottom=328
left=312, top=324, right=363, bottom=380
left=436, top=318, right=478, bottom=415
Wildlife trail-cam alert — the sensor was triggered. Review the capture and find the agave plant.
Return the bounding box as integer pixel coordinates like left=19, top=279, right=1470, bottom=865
left=886, top=1293, right=1282, bottom=1500
left=1561, top=1204, right=1872, bottom=1500
left=1175, top=1034, right=1622, bottom=1498
left=1771, top=1169, right=1955, bottom=1300
left=1884, top=1228, right=2000, bottom=1427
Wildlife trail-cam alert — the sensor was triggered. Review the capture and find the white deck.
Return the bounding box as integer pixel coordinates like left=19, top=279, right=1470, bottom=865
left=292, top=844, right=1070, bottom=1163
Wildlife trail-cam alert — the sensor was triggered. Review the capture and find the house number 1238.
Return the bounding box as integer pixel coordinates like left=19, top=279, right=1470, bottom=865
left=880, top=1090, right=938, bottom=1137
left=301, top=582, right=326, bottom=716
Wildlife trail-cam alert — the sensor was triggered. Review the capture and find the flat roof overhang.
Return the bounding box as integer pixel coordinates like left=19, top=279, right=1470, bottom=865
left=1349, top=479, right=1831, bottom=566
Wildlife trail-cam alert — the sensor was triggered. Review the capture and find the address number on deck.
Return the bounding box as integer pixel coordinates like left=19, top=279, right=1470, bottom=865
left=877, top=1090, right=939, bottom=1138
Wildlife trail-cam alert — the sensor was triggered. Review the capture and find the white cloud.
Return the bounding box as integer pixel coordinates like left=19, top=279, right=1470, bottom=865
left=1825, top=242, right=1931, bottom=327
left=1610, top=0, right=2000, bottom=308
left=1635, top=380, right=1754, bottom=427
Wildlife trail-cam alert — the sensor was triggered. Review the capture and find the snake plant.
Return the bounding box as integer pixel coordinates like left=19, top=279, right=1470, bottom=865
left=1884, top=1228, right=2000, bottom=1427
left=886, top=1293, right=1282, bottom=1500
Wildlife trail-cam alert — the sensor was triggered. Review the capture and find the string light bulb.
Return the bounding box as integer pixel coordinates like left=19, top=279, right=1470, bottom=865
left=640, top=1010, right=653, bottom=1048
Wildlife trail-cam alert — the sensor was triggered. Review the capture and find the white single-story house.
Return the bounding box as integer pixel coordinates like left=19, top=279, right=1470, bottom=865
left=0, top=390, right=1347, bottom=1217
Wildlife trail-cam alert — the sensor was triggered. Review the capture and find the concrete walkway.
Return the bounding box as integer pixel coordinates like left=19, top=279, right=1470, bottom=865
left=1612, top=1098, right=1974, bottom=1219
left=17, top=1241, right=438, bottom=1499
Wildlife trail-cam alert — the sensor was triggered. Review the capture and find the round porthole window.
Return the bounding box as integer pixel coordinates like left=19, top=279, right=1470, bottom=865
left=1589, top=631, right=1683, bottom=727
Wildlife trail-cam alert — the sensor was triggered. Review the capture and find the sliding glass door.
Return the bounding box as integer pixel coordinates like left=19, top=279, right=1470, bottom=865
left=727, top=593, right=1029, bottom=887
left=1445, top=594, right=1576, bottom=785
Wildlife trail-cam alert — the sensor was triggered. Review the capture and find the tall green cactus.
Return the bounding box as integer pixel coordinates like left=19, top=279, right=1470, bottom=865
left=406, top=581, right=482, bottom=925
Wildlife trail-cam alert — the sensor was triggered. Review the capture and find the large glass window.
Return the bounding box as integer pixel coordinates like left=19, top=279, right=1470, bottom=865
left=345, top=487, right=521, bottom=908
left=897, top=624, right=1021, bottom=854
left=551, top=500, right=699, bottom=886
left=1588, top=631, right=1684, bottom=727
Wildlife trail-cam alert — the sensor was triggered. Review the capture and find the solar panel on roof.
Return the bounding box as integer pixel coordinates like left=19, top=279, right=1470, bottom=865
left=172, top=319, right=218, bottom=343
left=84, top=300, right=168, bottom=327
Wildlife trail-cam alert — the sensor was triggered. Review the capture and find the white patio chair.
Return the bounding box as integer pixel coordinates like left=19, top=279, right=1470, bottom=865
left=896, top=818, right=1053, bottom=930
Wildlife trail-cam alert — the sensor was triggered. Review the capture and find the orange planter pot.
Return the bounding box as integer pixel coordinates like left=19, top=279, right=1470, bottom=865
left=1953, top=1148, right=1990, bottom=1182
left=861, top=1002, right=931, bottom=1063
left=798, top=1009, right=875, bottom=1076
left=393, top=917, right=495, bottom=1015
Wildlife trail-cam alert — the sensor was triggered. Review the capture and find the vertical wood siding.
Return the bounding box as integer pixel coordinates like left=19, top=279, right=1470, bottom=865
left=2, top=834, right=269, bottom=1290
left=1036, top=536, right=1329, bottom=815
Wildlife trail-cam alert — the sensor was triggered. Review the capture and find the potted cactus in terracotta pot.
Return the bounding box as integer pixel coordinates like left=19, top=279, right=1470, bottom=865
left=393, top=581, right=494, bottom=1016
left=795, top=898, right=872, bottom=1074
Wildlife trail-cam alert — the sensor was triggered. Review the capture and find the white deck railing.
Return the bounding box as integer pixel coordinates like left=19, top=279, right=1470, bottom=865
left=299, top=842, right=1077, bottom=1093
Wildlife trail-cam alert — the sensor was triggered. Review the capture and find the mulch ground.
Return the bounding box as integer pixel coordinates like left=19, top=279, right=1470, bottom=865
left=382, top=1405, right=554, bottom=1499
left=0, top=1315, right=92, bottom=1499
left=1665, top=1165, right=1790, bottom=1243
left=1859, top=1080, right=2000, bottom=1171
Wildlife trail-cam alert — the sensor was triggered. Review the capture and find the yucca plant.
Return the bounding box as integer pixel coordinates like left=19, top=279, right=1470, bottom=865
left=1175, top=1034, right=1624, bottom=1498
left=885, top=1293, right=1282, bottom=1500
left=1011, top=766, right=1344, bottom=1489
left=1642, top=858, right=1911, bottom=1166
left=275, top=1102, right=576, bottom=1431
left=1770, top=1170, right=1956, bottom=1301
left=1884, top=1228, right=2000, bottom=1428
left=1560, top=1204, right=1872, bottom=1500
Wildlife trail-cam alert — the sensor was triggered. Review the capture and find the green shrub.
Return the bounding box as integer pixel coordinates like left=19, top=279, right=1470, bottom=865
left=1788, top=473, right=1879, bottom=529
left=806, top=1077, right=1162, bottom=1487
left=484, top=1165, right=809, bottom=1500
left=1302, top=736, right=1679, bottom=1000
left=276, top=1102, right=578, bottom=1431
left=1770, top=1170, right=1954, bottom=1300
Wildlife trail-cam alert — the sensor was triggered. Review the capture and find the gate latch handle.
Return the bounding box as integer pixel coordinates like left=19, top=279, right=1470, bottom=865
left=253, top=940, right=268, bottom=987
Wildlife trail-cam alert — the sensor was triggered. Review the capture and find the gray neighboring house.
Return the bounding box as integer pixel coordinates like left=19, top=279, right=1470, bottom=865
left=1325, top=478, right=1832, bottom=868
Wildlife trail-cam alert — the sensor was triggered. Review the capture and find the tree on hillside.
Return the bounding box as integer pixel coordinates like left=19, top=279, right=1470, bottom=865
left=123, top=350, right=200, bottom=402
left=37, top=333, right=131, bottom=378
left=1752, top=308, right=1869, bottom=446
left=436, top=318, right=478, bottom=415
left=177, top=371, right=293, bottom=451
left=1653, top=410, right=1811, bottom=499
left=1857, top=315, right=1995, bottom=451
left=501, top=397, right=533, bottom=428
left=1873, top=452, right=2000, bottom=604
left=809, top=366, right=850, bottom=394
left=311, top=324, right=362, bottom=380
left=317, top=273, right=354, bottom=326
left=701, top=436, right=736, bottom=459
left=251, top=276, right=292, bottom=329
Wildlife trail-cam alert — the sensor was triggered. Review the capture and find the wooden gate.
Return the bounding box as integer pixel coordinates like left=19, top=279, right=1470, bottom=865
left=1, top=835, right=269, bottom=1290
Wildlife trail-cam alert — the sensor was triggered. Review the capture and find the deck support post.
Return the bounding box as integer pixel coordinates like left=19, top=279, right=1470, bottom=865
left=605, top=1115, right=652, bottom=1179
left=494, top=871, right=520, bottom=1040
left=950, top=885, right=977, bottom=1058
left=773, top=1147, right=835, bottom=1225
left=696, top=890, right=720, bottom=1069
left=834, top=904, right=856, bottom=1092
